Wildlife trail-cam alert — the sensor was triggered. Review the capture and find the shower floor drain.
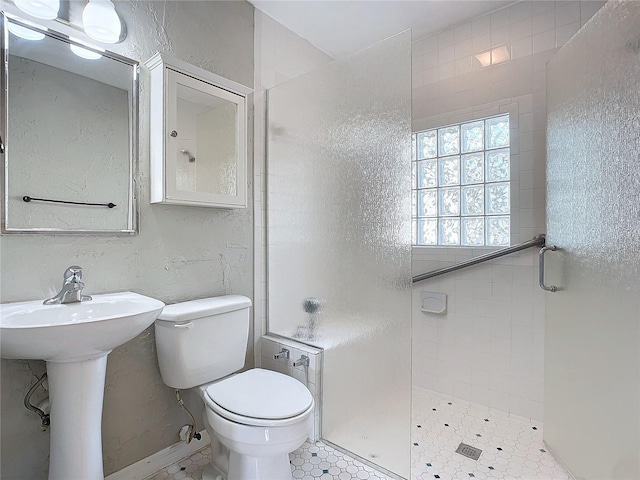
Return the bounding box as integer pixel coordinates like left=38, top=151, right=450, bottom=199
left=455, top=442, right=482, bottom=460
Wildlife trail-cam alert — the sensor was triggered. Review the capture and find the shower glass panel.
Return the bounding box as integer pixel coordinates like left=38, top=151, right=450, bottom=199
left=545, top=2, right=640, bottom=478
left=267, top=32, right=412, bottom=477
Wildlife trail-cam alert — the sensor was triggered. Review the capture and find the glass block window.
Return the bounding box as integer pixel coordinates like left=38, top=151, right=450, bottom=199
left=412, top=115, right=510, bottom=247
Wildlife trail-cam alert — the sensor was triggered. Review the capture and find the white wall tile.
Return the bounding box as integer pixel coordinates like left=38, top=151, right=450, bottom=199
left=491, top=25, right=511, bottom=47
left=472, top=32, right=491, bottom=52
left=532, top=1, right=555, bottom=16
left=580, top=1, right=606, bottom=26
left=421, top=36, right=438, bottom=54
left=555, top=1, right=581, bottom=28
left=452, top=381, right=472, bottom=402
left=530, top=400, right=544, bottom=422
left=491, top=7, right=511, bottom=29
left=510, top=2, right=532, bottom=24
left=439, top=44, right=455, bottom=64
left=511, top=17, right=533, bottom=41
left=471, top=385, right=491, bottom=406
left=512, top=35, right=533, bottom=59
left=509, top=395, right=532, bottom=418
left=556, top=20, right=581, bottom=47
left=489, top=390, right=511, bottom=412
left=472, top=14, right=491, bottom=37
left=532, top=10, right=556, bottom=35
left=438, top=28, right=456, bottom=48
left=533, top=29, right=556, bottom=54
left=455, top=22, right=473, bottom=42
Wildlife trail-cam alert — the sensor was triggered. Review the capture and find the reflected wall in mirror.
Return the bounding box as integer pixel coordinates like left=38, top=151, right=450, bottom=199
left=175, top=75, right=239, bottom=197
left=1, top=14, right=139, bottom=234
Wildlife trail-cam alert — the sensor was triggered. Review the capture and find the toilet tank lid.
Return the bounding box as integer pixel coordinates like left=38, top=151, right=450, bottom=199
left=157, top=295, right=252, bottom=322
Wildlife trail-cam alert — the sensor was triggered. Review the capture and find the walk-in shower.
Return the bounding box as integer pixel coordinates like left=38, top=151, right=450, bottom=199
left=266, top=31, right=412, bottom=477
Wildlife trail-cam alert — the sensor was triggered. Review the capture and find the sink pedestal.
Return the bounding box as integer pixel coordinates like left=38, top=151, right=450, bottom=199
left=0, top=291, right=165, bottom=479
left=47, top=354, right=109, bottom=480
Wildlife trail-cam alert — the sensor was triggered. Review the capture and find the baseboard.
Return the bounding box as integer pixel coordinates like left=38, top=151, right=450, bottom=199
left=105, top=430, right=210, bottom=480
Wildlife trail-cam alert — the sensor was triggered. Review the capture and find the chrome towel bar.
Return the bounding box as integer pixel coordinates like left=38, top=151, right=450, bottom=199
left=412, top=234, right=547, bottom=283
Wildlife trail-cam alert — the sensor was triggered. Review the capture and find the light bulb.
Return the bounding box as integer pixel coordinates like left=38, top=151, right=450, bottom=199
left=7, top=22, right=45, bottom=41
left=82, top=0, right=122, bottom=44
left=14, top=0, right=59, bottom=20
left=70, top=44, right=102, bottom=60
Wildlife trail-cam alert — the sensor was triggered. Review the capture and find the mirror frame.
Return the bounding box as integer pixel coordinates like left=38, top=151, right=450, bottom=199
left=0, top=13, right=139, bottom=234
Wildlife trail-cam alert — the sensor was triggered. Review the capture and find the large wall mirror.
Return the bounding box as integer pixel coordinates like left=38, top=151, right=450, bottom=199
left=1, top=14, right=139, bottom=234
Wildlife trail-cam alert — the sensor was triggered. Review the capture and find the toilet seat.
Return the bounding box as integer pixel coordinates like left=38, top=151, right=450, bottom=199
left=204, top=369, right=314, bottom=427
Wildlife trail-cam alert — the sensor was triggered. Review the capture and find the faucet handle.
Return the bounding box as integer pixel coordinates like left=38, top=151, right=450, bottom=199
left=64, top=266, right=83, bottom=282
left=274, top=348, right=290, bottom=360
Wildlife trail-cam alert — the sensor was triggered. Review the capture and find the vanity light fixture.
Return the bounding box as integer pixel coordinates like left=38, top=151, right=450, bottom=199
left=11, top=0, right=126, bottom=44
left=70, top=44, right=102, bottom=60
left=82, top=0, right=122, bottom=44
left=7, top=21, right=46, bottom=40
left=14, top=0, right=59, bottom=20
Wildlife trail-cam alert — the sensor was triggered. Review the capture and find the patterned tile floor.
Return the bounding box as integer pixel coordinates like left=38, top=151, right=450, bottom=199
left=145, top=441, right=391, bottom=480
left=412, top=386, right=572, bottom=480
left=147, top=388, right=571, bottom=480
left=146, top=447, right=211, bottom=480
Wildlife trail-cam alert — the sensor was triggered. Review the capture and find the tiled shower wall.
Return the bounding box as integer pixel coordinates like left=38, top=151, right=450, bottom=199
left=253, top=0, right=606, bottom=424
left=252, top=11, right=332, bottom=364
left=411, top=1, right=605, bottom=420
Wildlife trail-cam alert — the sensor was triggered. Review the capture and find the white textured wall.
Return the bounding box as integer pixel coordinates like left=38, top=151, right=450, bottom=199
left=252, top=11, right=332, bottom=364
left=0, top=2, right=254, bottom=478
left=411, top=0, right=604, bottom=421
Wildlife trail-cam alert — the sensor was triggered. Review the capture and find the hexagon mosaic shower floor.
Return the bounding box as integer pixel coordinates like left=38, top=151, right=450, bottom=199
left=146, top=387, right=572, bottom=480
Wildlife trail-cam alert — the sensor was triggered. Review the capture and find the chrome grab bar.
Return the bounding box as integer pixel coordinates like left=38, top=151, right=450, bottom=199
left=538, top=245, right=558, bottom=292
left=412, top=234, right=546, bottom=283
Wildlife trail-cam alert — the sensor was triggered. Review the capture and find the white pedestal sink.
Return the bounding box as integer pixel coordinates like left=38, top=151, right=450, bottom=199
left=0, top=291, right=165, bottom=480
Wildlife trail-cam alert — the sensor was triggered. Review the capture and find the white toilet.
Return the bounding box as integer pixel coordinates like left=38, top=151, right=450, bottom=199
left=154, top=295, right=314, bottom=480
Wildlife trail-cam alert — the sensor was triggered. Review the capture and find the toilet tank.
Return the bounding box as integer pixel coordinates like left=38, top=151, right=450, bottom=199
left=155, top=295, right=252, bottom=389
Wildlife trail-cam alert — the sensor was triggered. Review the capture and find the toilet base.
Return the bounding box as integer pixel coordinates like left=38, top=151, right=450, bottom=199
left=228, top=451, right=292, bottom=480
left=202, top=420, right=229, bottom=480
left=202, top=463, right=224, bottom=480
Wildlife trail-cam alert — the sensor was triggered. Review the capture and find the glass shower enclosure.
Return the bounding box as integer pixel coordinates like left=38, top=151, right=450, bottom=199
left=545, top=2, right=640, bottom=478
left=266, top=32, right=412, bottom=477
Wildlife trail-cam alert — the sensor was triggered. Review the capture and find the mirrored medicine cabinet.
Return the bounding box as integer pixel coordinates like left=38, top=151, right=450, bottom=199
left=145, top=53, right=252, bottom=208
left=1, top=13, right=139, bottom=234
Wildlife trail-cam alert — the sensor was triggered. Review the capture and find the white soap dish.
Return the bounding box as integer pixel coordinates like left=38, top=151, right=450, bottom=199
left=420, top=292, right=447, bottom=314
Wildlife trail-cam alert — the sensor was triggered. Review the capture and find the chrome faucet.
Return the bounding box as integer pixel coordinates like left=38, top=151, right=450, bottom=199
left=43, top=266, right=93, bottom=305
left=273, top=348, right=289, bottom=360
left=293, top=355, right=309, bottom=368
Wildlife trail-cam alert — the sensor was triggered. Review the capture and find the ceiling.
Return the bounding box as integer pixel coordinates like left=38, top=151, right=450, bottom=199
left=250, top=0, right=512, bottom=59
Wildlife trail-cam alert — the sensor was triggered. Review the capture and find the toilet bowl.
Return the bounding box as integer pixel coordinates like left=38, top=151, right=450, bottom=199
left=198, top=369, right=313, bottom=480
left=154, top=296, right=315, bottom=480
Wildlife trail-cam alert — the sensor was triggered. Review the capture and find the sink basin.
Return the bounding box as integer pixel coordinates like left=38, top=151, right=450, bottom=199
left=0, top=291, right=165, bottom=480
left=0, top=291, right=165, bottom=362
